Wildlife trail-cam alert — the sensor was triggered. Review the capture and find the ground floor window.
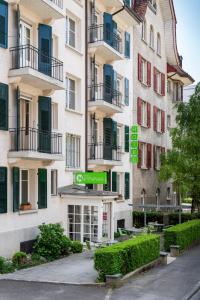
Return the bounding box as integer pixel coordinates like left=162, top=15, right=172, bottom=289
left=51, top=169, right=58, bottom=196
left=20, top=169, right=29, bottom=204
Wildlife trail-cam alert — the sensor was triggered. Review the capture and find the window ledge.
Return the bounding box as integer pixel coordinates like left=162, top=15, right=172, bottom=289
left=157, top=52, right=162, bottom=58
left=19, top=209, right=38, bottom=215
left=65, top=44, right=83, bottom=56
left=141, top=166, right=148, bottom=170
left=141, top=82, right=148, bottom=88
left=141, top=38, right=148, bottom=45
left=65, top=167, right=82, bottom=172
left=65, top=108, right=83, bottom=116
left=141, top=124, right=148, bottom=129
left=149, top=45, right=155, bottom=52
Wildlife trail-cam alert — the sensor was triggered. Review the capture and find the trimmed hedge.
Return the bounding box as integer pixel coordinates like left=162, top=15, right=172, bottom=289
left=94, top=234, right=160, bottom=281
left=164, top=220, right=200, bottom=251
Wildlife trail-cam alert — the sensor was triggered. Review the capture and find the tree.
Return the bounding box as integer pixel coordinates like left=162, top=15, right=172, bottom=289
left=159, top=83, right=200, bottom=212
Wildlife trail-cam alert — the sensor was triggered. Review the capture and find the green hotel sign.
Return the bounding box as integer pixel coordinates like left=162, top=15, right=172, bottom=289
left=130, top=125, right=139, bottom=164
left=74, top=172, right=107, bottom=185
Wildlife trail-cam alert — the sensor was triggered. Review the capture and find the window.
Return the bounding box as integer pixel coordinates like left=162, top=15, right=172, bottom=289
left=141, top=19, right=147, bottom=41
left=66, top=134, right=80, bottom=168
left=154, top=68, right=165, bottom=96
left=167, top=187, right=171, bottom=200
left=157, top=109, right=161, bottom=132
left=51, top=170, right=57, bottom=196
left=173, top=82, right=183, bottom=102
left=52, top=103, right=58, bottom=130
left=137, top=98, right=151, bottom=128
left=153, top=107, right=165, bottom=133
left=157, top=33, right=161, bottom=56
left=124, top=31, right=130, bottom=58
left=149, top=25, right=154, bottom=49
left=66, top=17, right=76, bottom=48
left=0, top=0, right=8, bottom=48
left=0, top=83, right=8, bottom=130
left=149, top=0, right=157, bottom=11
left=0, top=167, right=7, bottom=213
left=141, top=59, right=147, bottom=84
left=138, top=142, right=152, bottom=169
left=138, top=54, right=151, bottom=86
left=141, top=100, right=147, bottom=127
left=68, top=205, right=81, bottom=241
left=20, top=170, right=29, bottom=205
left=167, top=115, right=171, bottom=129
left=141, top=143, right=147, bottom=168
left=155, top=147, right=161, bottom=170
left=167, top=80, right=171, bottom=93
left=141, top=189, right=146, bottom=211
left=66, top=77, right=76, bottom=110
left=124, top=78, right=129, bottom=105
left=124, top=173, right=130, bottom=200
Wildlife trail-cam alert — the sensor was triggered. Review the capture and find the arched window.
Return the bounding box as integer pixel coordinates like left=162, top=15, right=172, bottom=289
left=157, top=33, right=161, bottom=55
left=141, top=189, right=146, bottom=212
left=156, top=188, right=160, bottom=210
left=141, top=19, right=147, bottom=41
left=150, top=25, right=154, bottom=49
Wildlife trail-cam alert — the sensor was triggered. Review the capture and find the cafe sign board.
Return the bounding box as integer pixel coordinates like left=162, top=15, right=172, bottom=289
left=130, top=125, right=138, bottom=164
left=74, top=172, right=107, bottom=185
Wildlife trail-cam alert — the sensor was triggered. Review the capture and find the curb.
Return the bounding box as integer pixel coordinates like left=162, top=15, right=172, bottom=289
left=182, top=281, right=200, bottom=300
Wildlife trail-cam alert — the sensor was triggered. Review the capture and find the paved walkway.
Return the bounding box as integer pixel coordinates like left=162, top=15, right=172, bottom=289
left=0, top=252, right=98, bottom=284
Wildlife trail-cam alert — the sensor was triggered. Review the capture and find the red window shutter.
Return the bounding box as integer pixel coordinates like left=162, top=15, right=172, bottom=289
left=147, top=143, right=152, bottom=169
left=137, top=97, right=142, bottom=125
left=137, top=142, right=142, bottom=168
left=153, top=106, right=157, bottom=132
left=154, top=67, right=157, bottom=92
left=161, top=110, right=165, bottom=133
left=153, top=145, right=156, bottom=170
left=147, top=102, right=151, bottom=128
left=138, top=54, right=142, bottom=82
left=161, top=73, right=165, bottom=96
left=147, top=62, right=151, bottom=87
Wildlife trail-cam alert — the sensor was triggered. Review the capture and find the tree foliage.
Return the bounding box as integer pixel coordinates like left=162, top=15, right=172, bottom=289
left=159, top=83, right=200, bottom=211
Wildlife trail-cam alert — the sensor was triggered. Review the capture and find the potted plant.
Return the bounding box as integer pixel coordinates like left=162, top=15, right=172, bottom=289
left=20, top=202, right=32, bottom=211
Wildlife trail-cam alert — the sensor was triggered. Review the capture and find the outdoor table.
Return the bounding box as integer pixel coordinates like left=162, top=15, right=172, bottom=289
left=153, top=223, right=164, bottom=232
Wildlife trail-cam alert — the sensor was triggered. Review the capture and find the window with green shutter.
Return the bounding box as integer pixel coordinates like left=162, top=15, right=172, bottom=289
left=124, top=172, right=130, bottom=200
left=124, top=32, right=130, bottom=58
left=124, top=126, right=129, bottom=152
left=104, top=170, right=111, bottom=191
left=0, top=83, right=8, bottom=130
left=13, top=167, right=19, bottom=212
left=38, top=169, right=47, bottom=209
left=112, top=172, right=117, bottom=192
left=0, top=167, right=7, bottom=213
left=124, top=78, right=129, bottom=105
left=0, top=0, right=8, bottom=49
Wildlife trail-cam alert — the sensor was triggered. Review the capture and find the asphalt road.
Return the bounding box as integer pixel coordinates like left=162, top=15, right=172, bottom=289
left=0, top=244, right=200, bottom=300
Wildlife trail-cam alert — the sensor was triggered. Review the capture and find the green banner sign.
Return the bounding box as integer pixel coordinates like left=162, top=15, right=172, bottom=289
left=130, top=125, right=139, bottom=164
left=74, top=172, right=107, bottom=185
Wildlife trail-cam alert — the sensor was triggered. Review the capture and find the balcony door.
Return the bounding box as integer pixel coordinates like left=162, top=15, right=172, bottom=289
left=20, top=21, right=32, bottom=67
left=38, top=96, right=52, bottom=153
left=20, top=96, right=32, bottom=150
left=38, top=24, right=52, bottom=76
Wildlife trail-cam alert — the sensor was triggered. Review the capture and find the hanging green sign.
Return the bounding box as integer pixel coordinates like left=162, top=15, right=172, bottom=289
left=74, top=172, right=107, bottom=185
left=130, top=125, right=139, bottom=164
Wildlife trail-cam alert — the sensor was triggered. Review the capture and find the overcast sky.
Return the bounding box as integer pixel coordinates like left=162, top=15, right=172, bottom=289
left=174, top=0, right=200, bottom=83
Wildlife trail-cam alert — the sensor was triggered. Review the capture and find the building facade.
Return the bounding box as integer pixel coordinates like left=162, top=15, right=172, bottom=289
left=0, top=0, right=193, bottom=257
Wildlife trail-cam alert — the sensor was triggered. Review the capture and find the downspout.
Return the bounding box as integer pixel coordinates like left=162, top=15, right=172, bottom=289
left=85, top=0, right=88, bottom=172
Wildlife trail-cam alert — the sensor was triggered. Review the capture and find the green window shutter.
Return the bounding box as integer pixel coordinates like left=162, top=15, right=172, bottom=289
left=0, top=167, right=7, bottom=213
left=0, top=0, right=8, bottom=48
left=124, top=172, right=130, bottom=200
left=0, top=83, right=8, bottom=130
left=112, top=120, right=117, bottom=149
left=124, top=78, right=129, bottom=105
left=38, top=168, right=47, bottom=209
left=124, top=126, right=129, bottom=152
left=124, top=31, right=130, bottom=58
left=104, top=170, right=111, bottom=191
left=38, top=96, right=52, bottom=153
left=112, top=172, right=117, bottom=192
left=13, top=167, right=19, bottom=212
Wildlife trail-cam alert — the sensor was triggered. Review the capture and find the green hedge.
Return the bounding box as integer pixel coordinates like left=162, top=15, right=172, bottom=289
left=164, top=220, right=200, bottom=251
left=94, top=234, right=160, bottom=281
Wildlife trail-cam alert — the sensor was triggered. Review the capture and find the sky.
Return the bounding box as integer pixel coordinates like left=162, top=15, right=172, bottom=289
left=173, top=0, right=200, bottom=83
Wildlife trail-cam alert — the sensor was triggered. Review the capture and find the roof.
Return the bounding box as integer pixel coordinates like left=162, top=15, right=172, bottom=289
left=58, top=185, right=118, bottom=198
left=133, top=0, right=148, bottom=20
left=167, top=64, right=195, bottom=86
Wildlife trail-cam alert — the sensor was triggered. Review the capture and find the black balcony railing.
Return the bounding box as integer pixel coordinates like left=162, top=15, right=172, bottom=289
left=88, top=24, right=122, bottom=54
left=88, top=83, right=123, bottom=108
left=88, top=142, right=122, bottom=162
left=50, top=0, right=63, bottom=9
left=10, top=44, right=63, bottom=82
left=10, top=127, right=62, bottom=155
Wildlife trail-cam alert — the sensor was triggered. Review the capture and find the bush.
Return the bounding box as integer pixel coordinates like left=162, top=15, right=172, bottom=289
left=71, top=241, right=83, bottom=253
left=133, top=211, right=164, bottom=227
left=33, top=223, right=72, bottom=260
left=0, top=257, right=15, bottom=274
left=164, top=220, right=200, bottom=251
left=12, top=252, right=27, bottom=267
left=94, top=234, right=160, bottom=281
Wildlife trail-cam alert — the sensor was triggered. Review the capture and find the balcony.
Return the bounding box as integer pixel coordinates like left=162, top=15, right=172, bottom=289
left=88, top=142, right=122, bottom=167
left=88, top=24, right=123, bottom=62
left=17, top=0, right=65, bottom=20
left=8, top=127, right=63, bottom=162
left=88, top=83, right=123, bottom=115
left=9, top=45, right=64, bottom=91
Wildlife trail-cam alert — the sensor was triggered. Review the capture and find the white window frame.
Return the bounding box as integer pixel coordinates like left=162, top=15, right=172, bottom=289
left=141, top=59, right=147, bottom=85
left=141, top=143, right=147, bottom=169
left=66, top=134, right=81, bottom=169
left=51, top=169, right=58, bottom=196
left=66, top=16, right=76, bottom=48
left=20, top=169, right=29, bottom=205
left=66, top=77, right=76, bottom=111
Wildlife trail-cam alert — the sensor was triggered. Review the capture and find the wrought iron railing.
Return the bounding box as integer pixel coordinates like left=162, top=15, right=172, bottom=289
left=10, top=127, right=62, bottom=155
left=50, top=0, right=63, bottom=9
left=88, top=142, right=122, bottom=161
left=10, top=44, right=63, bottom=82
left=88, top=83, right=123, bottom=108
left=88, top=24, right=122, bottom=53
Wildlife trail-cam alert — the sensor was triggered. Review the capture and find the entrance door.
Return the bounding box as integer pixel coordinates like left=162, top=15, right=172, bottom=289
left=38, top=24, right=52, bottom=76
left=20, top=21, right=32, bottom=67
left=102, top=203, right=111, bottom=240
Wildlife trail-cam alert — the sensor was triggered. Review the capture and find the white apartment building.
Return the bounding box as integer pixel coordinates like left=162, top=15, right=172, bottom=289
left=0, top=0, right=194, bottom=257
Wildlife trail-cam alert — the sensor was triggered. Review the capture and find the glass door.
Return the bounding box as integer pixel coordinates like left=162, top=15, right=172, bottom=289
left=20, top=21, right=32, bottom=67
left=20, top=98, right=31, bottom=150
left=102, top=203, right=111, bottom=240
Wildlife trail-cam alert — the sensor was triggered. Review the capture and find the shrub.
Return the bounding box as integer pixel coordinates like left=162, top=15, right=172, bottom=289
left=133, top=211, right=164, bottom=227
left=33, top=223, right=72, bottom=260
left=0, top=257, right=15, bottom=274
left=12, top=252, right=27, bottom=267
left=164, top=220, right=200, bottom=251
left=94, top=234, right=160, bottom=281
left=71, top=241, right=83, bottom=253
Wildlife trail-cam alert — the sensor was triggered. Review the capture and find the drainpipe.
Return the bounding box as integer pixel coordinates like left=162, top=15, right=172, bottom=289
left=85, top=0, right=88, bottom=172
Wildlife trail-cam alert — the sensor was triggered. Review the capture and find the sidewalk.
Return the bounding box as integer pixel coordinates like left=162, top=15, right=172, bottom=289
left=0, top=252, right=98, bottom=285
